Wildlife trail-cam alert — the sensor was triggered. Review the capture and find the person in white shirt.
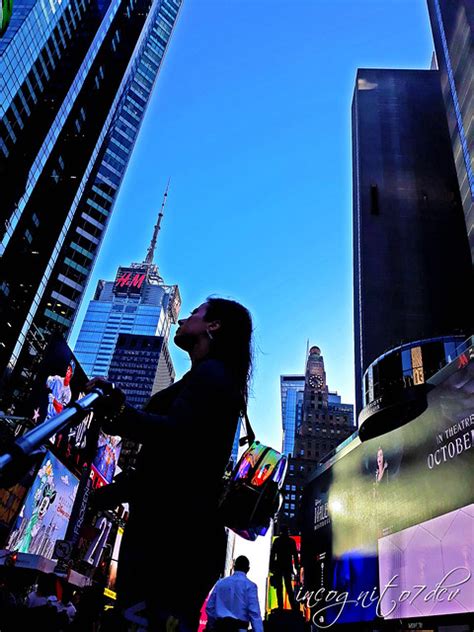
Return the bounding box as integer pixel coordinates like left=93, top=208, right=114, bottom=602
left=206, top=556, right=263, bottom=632
left=56, top=584, right=77, bottom=623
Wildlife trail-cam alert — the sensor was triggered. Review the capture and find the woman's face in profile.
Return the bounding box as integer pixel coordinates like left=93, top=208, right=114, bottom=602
left=174, top=303, right=209, bottom=350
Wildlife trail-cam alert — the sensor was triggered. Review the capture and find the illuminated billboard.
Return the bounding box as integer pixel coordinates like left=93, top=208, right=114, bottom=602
left=299, top=356, right=474, bottom=626
left=91, top=431, right=122, bottom=486
left=7, top=450, right=79, bottom=559
left=0, top=466, right=38, bottom=547
left=113, top=266, right=147, bottom=296
left=378, top=504, right=474, bottom=619
left=17, top=333, right=97, bottom=476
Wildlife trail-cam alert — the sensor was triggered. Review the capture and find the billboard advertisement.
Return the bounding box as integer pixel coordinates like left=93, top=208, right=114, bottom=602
left=91, top=431, right=122, bottom=487
left=299, top=357, right=474, bottom=627
left=17, top=333, right=98, bottom=476
left=378, top=504, right=474, bottom=619
left=113, top=266, right=147, bottom=296
left=0, top=465, right=38, bottom=547
left=7, top=450, right=79, bottom=559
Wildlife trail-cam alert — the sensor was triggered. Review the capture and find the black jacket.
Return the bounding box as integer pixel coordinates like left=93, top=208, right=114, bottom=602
left=101, top=357, right=242, bottom=618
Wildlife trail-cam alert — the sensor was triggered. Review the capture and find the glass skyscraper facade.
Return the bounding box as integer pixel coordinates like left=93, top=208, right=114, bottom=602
left=427, top=0, right=474, bottom=263
left=280, top=375, right=304, bottom=457
left=0, top=0, right=182, bottom=405
left=352, top=68, right=472, bottom=415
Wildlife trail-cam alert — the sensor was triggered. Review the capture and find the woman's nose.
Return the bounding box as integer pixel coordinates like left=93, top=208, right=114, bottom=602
left=178, top=318, right=184, bottom=326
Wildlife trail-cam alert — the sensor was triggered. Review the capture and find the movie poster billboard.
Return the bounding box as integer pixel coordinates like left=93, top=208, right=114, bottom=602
left=7, top=450, right=79, bottom=559
left=299, top=356, right=474, bottom=627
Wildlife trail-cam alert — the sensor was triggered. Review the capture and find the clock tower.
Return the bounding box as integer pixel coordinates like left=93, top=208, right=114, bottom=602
left=305, top=346, right=327, bottom=393
left=278, top=344, right=355, bottom=534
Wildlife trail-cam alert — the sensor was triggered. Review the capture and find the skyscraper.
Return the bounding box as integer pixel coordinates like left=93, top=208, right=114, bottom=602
left=352, top=68, right=472, bottom=417
left=280, top=375, right=304, bottom=457
left=427, top=0, right=474, bottom=263
left=279, top=346, right=355, bottom=533
left=0, top=0, right=182, bottom=404
left=108, top=333, right=170, bottom=409
left=73, top=195, right=180, bottom=381
left=74, top=198, right=179, bottom=473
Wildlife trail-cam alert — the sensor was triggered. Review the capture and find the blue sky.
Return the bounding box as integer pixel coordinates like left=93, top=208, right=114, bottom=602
left=69, top=0, right=434, bottom=450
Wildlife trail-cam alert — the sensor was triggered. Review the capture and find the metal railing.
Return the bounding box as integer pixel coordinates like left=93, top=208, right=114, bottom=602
left=0, top=388, right=104, bottom=486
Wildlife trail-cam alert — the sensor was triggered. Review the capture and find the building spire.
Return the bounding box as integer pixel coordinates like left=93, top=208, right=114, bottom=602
left=144, top=178, right=170, bottom=265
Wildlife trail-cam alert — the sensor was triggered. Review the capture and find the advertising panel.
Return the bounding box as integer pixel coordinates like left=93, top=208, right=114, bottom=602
left=113, top=266, right=147, bottom=296
left=299, top=358, right=474, bottom=627
left=17, top=333, right=97, bottom=476
left=91, top=431, right=122, bottom=487
left=7, top=450, right=79, bottom=559
left=0, top=465, right=38, bottom=546
left=378, top=504, right=474, bottom=619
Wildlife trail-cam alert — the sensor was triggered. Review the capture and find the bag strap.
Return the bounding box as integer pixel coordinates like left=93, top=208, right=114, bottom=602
left=240, top=410, right=256, bottom=447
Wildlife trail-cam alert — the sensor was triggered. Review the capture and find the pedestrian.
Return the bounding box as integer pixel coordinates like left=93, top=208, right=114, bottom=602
left=56, top=583, right=77, bottom=625
left=269, top=525, right=300, bottom=611
left=85, top=297, right=253, bottom=631
left=205, top=556, right=263, bottom=632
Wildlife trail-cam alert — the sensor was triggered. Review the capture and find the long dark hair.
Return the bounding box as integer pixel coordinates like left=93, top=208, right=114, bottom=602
left=204, top=297, right=253, bottom=413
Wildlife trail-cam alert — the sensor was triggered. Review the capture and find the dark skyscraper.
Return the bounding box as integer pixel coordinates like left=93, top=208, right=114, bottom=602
left=108, top=333, right=166, bottom=409
left=352, top=68, right=472, bottom=417
left=279, top=346, right=355, bottom=533
left=427, top=0, right=473, bottom=263
left=0, top=0, right=182, bottom=404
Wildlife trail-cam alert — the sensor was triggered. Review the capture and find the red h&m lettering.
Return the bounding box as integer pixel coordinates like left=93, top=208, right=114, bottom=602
left=116, top=272, right=131, bottom=287
left=130, top=274, right=145, bottom=288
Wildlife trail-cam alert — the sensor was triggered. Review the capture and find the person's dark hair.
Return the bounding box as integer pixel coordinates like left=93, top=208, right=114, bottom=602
left=204, top=298, right=253, bottom=413
left=234, top=555, right=250, bottom=573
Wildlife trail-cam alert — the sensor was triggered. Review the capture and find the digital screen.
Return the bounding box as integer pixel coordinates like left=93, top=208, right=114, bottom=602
left=0, top=465, right=37, bottom=547
left=300, top=358, right=474, bottom=625
left=91, top=431, right=122, bottom=486
left=378, top=504, right=474, bottom=619
left=17, top=333, right=97, bottom=476
left=7, top=450, right=79, bottom=559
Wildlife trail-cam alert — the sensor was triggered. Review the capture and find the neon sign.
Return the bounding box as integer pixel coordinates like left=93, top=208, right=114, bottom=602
left=113, top=267, right=147, bottom=294
left=115, top=271, right=146, bottom=289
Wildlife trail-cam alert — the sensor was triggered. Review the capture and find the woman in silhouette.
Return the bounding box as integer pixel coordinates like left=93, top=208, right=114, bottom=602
left=86, top=297, right=253, bottom=631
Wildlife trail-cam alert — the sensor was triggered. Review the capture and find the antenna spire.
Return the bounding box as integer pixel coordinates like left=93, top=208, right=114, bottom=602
left=144, top=178, right=170, bottom=265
